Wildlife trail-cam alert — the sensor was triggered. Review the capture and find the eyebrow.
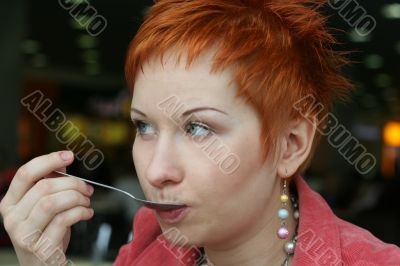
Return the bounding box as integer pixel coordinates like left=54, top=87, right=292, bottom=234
left=131, top=106, right=228, bottom=117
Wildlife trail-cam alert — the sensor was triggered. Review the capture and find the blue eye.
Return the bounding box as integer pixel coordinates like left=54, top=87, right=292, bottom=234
left=132, top=119, right=213, bottom=138
left=132, top=120, right=156, bottom=136
left=185, top=122, right=212, bottom=137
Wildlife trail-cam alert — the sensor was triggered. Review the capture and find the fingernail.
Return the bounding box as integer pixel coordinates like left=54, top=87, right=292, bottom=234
left=87, top=185, right=94, bottom=194
left=60, top=151, right=73, bottom=161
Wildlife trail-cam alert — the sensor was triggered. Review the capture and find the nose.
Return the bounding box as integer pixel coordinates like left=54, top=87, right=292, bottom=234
left=145, top=135, right=184, bottom=189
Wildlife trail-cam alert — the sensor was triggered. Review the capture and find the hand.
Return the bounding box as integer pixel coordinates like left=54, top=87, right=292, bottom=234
left=0, top=151, right=94, bottom=266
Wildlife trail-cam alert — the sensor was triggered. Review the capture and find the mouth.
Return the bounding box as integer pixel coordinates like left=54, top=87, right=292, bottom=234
left=155, top=206, right=190, bottom=224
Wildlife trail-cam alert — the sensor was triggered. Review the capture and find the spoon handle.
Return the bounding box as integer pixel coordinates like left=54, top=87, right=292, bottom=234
left=52, top=171, right=186, bottom=211
left=53, top=171, right=138, bottom=200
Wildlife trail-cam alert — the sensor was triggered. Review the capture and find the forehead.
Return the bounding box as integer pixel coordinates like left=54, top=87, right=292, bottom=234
left=131, top=47, right=239, bottom=108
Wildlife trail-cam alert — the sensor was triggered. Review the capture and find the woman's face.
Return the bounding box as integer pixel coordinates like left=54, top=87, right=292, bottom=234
left=131, top=48, right=279, bottom=249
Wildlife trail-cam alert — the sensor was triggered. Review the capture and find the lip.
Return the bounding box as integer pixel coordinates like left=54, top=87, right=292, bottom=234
left=156, top=207, right=190, bottom=224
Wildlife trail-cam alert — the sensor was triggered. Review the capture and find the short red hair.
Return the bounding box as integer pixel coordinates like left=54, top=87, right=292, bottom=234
left=125, top=0, right=352, bottom=173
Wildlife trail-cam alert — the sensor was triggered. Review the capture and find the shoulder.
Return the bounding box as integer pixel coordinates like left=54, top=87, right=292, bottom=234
left=294, top=175, right=400, bottom=266
left=335, top=217, right=400, bottom=266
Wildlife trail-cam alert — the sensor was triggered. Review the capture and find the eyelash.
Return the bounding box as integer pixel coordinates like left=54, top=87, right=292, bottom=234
left=131, top=119, right=214, bottom=138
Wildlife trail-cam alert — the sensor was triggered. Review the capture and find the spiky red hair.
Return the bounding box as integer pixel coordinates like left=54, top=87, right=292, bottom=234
left=125, top=0, right=352, bottom=173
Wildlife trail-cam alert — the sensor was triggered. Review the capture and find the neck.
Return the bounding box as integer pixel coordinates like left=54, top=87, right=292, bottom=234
left=203, top=184, right=297, bottom=266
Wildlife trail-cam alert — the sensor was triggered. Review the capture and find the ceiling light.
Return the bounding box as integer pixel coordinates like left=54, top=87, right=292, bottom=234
left=382, top=3, right=400, bottom=19
left=383, top=122, right=400, bottom=147
left=347, top=28, right=371, bottom=43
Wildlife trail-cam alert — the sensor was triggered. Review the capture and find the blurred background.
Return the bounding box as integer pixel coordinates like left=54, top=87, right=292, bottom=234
left=0, top=0, right=399, bottom=265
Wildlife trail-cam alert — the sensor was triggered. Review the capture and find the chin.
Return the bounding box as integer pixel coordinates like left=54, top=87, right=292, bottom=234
left=159, top=224, right=205, bottom=247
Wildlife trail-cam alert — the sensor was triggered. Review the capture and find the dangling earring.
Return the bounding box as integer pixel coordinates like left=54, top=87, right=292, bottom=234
left=277, top=170, right=299, bottom=261
left=277, top=176, right=290, bottom=239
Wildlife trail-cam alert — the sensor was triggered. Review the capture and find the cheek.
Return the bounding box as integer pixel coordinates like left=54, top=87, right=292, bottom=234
left=195, top=133, right=273, bottom=220
left=203, top=135, right=265, bottom=196
left=186, top=141, right=273, bottom=246
left=132, top=138, right=152, bottom=168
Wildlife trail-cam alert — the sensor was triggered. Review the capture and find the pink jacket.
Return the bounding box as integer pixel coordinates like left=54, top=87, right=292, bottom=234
left=113, top=176, right=400, bottom=265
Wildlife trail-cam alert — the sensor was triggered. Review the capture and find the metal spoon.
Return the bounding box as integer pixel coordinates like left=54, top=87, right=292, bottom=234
left=53, top=171, right=186, bottom=211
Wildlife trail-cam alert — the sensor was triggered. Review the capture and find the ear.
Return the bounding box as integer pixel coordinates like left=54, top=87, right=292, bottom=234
left=277, top=117, right=316, bottom=178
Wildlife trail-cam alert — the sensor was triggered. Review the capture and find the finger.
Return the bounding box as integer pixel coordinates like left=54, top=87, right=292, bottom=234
left=3, top=151, right=74, bottom=207
left=12, top=207, right=93, bottom=264
left=14, top=177, right=93, bottom=220
left=34, top=207, right=94, bottom=259
left=45, top=165, right=67, bottom=178
left=24, top=190, right=91, bottom=233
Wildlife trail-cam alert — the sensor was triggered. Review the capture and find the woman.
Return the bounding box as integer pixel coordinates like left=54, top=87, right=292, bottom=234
left=1, top=0, right=399, bottom=265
